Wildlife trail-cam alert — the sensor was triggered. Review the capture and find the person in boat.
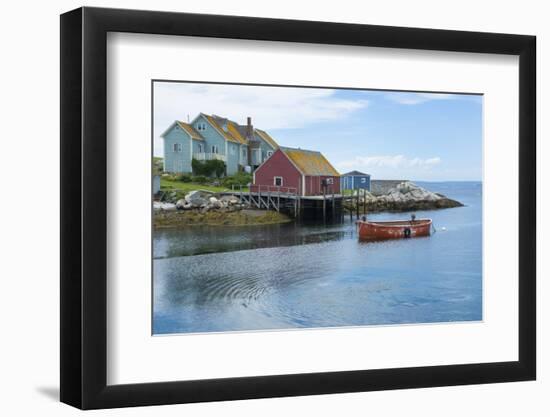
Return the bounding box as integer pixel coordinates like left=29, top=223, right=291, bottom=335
left=410, top=213, right=416, bottom=224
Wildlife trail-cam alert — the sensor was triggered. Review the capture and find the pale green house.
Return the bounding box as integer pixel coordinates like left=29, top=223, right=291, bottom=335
left=161, top=113, right=279, bottom=175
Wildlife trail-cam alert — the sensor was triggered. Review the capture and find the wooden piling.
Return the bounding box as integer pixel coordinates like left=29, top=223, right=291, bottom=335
left=355, top=188, right=359, bottom=220
left=323, top=188, right=327, bottom=223
left=332, top=191, right=335, bottom=222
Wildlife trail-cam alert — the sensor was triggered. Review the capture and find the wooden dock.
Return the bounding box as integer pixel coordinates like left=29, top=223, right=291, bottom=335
left=225, top=185, right=346, bottom=220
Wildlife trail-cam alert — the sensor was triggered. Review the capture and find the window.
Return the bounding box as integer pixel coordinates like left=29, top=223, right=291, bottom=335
left=242, top=148, right=246, bottom=158
left=211, top=145, right=219, bottom=154
left=267, top=150, right=274, bottom=158
left=361, top=177, right=366, bottom=183
left=197, top=122, right=207, bottom=131
left=326, top=178, right=334, bottom=185
left=198, top=144, right=203, bottom=153
left=274, top=176, right=283, bottom=187
left=173, top=143, right=182, bottom=152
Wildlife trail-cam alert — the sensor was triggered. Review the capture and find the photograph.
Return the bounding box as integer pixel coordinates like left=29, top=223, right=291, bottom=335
left=152, top=81, right=483, bottom=335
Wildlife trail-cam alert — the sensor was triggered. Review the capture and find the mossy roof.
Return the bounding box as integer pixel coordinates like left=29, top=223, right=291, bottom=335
left=255, top=129, right=279, bottom=149
left=176, top=121, right=204, bottom=141
left=203, top=113, right=278, bottom=148
left=280, top=147, right=340, bottom=176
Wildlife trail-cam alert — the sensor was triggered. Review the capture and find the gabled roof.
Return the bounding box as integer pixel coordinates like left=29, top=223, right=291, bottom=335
left=167, top=113, right=280, bottom=148
left=202, top=114, right=249, bottom=144
left=226, top=121, right=248, bottom=145
left=176, top=121, right=204, bottom=141
left=255, top=129, right=279, bottom=150
left=160, top=121, right=204, bottom=140
left=280, top=147, right=340, bottom=176
left=342, top=170, right=369, bottom=176
left=203, top=114, right=241, bottom=144
left=203, top=113, right=279, bottom=147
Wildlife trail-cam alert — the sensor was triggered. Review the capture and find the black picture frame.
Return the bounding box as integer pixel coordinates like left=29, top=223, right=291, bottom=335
left=60, top=6, right=536, bottom=410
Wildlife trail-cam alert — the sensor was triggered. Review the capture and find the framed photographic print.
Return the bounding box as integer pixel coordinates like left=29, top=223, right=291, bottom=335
left=60, top=7, right=536, bottom=409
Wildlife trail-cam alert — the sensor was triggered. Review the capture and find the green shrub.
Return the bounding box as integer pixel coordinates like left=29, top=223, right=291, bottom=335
left=221, top=172, right=252, bottom=188
left=192, top=175, right=209, bottom=184
left=192, top=158, right=226, bottom=177
left=211, top=160, right=226, bottom=178
left=162, top=173, right=179, bottom=181
left=153, top=157, right=164, bottom=174
left=176, top=173, right=192, bottom=182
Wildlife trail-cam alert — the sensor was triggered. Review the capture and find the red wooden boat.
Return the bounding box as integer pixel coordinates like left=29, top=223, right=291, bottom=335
left=356, top=216, right=432, bottom=241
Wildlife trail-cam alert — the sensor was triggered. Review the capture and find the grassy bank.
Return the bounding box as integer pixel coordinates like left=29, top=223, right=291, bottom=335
left=160, top=178, right=240, bottom=194
left=159, top=171, right=251, bottom=195
left=154, top=209, right=291, bottom=228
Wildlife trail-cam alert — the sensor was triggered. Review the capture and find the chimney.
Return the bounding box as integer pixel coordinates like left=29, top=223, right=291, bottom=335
left=246, top=117, right=253, bottom=140
left=246, top=116, right=259, bottom=167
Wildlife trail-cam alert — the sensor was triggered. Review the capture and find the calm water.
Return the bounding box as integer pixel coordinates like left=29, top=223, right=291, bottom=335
left=153, top=181, right=482, bottom=334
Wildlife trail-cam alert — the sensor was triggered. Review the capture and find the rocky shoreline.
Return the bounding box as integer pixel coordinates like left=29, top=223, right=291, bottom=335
left=154, top=190, right=292, bottom=228
left=345, top=181, right=463, bottom=213
left=154, top=209, right=291, bottom=228
left=153, top=181, right=463, bottom=228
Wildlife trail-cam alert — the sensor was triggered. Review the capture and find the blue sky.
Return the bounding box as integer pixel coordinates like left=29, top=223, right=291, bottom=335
left=153, top=82, right=482, bottom=181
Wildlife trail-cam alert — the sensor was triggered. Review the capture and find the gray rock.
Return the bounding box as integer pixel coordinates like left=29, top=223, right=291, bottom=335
left=220, top=195, right=240, bottom=205
left=185, top=190, right=208, bottom=207
left=153, top=201, right=177, bottom=211
left=175, top=199, right=186, bottom=210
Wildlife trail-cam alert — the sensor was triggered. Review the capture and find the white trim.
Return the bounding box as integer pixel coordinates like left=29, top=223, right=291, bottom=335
left=273, top=176, right=283, bottom=187
left=252, top=148, right=279, bottom=175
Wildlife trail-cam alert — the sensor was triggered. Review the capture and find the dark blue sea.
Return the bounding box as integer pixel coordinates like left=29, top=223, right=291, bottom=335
left=153, top=181, right=482, bottom=334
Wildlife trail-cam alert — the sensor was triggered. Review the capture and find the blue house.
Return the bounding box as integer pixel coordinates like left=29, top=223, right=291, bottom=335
left=161, top=113, right=279, bottom=175
left=341, top=170, right=371, bottom=191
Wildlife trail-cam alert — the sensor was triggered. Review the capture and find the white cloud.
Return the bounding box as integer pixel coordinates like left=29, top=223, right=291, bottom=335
left=339, top=155, right=441, bottom=169
left=156, top=84, right=369, bottom=129
left=153, top=82, right=369, bottom=156
left=385, top=92, right=455, bottom=105
left=337, top=155, right=441, bottom=179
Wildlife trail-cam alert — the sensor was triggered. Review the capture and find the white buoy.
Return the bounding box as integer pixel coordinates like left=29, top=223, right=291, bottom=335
left=441, top=227, right=447, bottom=231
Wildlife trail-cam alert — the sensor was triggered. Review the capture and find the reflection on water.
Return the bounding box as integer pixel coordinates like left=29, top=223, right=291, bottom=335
left=153, top=182, right=482, bottom=334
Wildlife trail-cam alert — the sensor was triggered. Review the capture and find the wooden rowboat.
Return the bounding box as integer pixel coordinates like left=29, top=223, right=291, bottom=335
left=356, top=217, right=432, bottom=241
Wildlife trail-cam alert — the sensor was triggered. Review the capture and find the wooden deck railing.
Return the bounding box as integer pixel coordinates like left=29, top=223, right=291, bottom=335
left=193, top=152, right=227, bottom=162
left=249, top=184, right=298, bottom=195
